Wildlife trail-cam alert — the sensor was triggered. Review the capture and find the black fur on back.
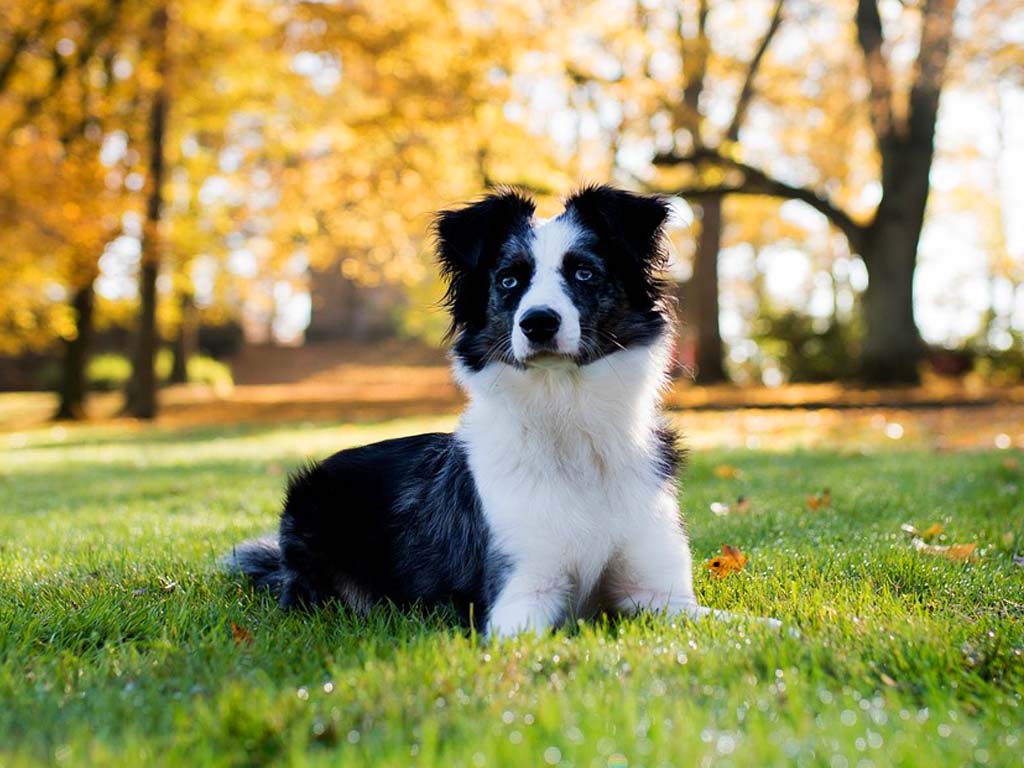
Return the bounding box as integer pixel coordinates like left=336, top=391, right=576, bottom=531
left=228, top=433, right=511, bottom=629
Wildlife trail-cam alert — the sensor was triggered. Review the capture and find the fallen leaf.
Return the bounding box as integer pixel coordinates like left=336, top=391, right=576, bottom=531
left=806, top=488, right=832, bottom=511
left=912, top=539, right=978, bottom=562
left=943, top=544, right=979, bottom=562
left=230, top=622, right=254, bottom=646
left=710, top=496, right=751, bottom=517
left=706, top=544, right=748, bottom=578
left=901, top=522, right=943, bottom=541
left=714, top=465, right=742, bottom=480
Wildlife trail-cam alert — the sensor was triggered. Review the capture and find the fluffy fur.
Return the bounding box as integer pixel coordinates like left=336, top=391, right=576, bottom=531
left=228, top=185, right=774, bottom=636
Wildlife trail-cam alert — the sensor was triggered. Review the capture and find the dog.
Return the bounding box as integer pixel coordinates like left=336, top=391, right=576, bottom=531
left=228, top=185, right=771, bottom=637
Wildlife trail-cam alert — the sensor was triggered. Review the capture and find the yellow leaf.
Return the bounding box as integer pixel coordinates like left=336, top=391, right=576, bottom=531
left=901, top=522, right=943, bottom=541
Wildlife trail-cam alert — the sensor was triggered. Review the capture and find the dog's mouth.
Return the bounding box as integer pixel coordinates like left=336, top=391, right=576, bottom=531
left=522, top=351, right=578, bottom=370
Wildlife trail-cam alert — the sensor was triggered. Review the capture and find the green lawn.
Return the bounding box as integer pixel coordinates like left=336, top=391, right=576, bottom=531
left=1, top=416, right=1022, bottom=767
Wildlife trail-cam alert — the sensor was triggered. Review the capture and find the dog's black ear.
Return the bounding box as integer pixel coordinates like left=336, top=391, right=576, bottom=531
left=565, top=185, right=671, bottom=304
left=434, top=189, right=535, bottom=335
left=566, top=185, right=671, bottom=267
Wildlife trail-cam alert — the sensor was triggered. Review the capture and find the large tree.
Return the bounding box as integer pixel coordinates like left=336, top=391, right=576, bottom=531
left=655, top=0, right=958, bottom=383
left=668, top=0, right=784, bottom=383
left=0, top=0, right=135, bottom=418
left=550, top=0, right=792, bottom=382
left=123, top=4, right=169, bottom=419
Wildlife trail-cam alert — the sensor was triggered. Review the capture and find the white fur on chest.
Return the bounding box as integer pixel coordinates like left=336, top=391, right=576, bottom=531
left=455, top=342, right=676, bottom=603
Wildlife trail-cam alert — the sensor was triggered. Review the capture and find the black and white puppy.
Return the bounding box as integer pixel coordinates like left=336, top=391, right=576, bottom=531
left=229, top=186, right=762, bottom=637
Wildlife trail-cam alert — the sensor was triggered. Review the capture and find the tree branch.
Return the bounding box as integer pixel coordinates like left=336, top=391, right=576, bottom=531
left=679, top=0, right=711, bottom=147
left=855, top=0, right=896, bottom=141
left=725, top=0, right=785, bottom=142
left=654, top=148, right=865, bottom=251
left=907, top=0, right=955, bottom=143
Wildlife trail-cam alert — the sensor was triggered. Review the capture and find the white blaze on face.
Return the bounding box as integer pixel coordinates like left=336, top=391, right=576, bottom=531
left=511, top=215, right=583, bottom=362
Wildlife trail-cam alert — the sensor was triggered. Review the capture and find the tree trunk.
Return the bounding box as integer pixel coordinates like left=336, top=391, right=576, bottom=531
left=124, top=6, right=168, bottom=419
left=169, top=292, right=195, bottom=384
left=690, top=197, right=727, bottom=383
left=860, top=234, right=920, bottom=383
left=854, top=0, right=952, bottom=385
left=125, top=259, right=160, bottom=417
left=859, top=139, right=932, bottom=384
left=53, top=282, right=95, bottom=421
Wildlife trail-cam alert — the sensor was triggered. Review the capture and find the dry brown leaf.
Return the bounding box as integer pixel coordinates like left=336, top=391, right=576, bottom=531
left=714, top=465, right=742, bottom=480
left=942, top=544, right=979, bottom=562
left=912, top=539, right=978, bottom=562
left=230, top=622, right=254, bottom=646
left=806, top=488, right=832, bottom=511
left=735, top=496, right=751, bottom=514
left=706, top=544, right=748, bottom=578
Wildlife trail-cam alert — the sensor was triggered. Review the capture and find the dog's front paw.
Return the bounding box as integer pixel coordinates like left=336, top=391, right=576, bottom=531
left=484, top=619, right=544, bottom=640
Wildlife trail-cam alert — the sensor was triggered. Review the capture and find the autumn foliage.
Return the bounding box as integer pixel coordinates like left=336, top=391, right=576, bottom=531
left=1, top=0, right=1022, bottom=417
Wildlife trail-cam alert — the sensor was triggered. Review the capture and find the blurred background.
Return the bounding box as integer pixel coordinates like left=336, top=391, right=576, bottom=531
left=1, top=0, right=1022, bottom=427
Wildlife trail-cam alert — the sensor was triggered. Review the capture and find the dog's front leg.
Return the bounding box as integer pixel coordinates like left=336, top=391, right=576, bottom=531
left=485, top=568, right=568, bottom=639
left=610, top=511, right=782, bottom=628
left=609, top=516, right=701, bottom=616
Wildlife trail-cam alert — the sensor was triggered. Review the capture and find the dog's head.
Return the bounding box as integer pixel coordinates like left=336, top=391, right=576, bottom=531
left=435, top=185, right=672, bottom=371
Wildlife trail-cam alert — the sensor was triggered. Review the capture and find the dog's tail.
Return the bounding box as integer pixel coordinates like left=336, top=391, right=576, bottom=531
left=224, top=536, right=285, bottom=593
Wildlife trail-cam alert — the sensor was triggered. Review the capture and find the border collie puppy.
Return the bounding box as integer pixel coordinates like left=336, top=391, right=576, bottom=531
left=229, top=185, right=752, bottom=637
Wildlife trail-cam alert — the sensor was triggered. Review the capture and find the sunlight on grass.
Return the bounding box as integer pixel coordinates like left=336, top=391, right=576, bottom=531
left=1, top=418, right=1022, bottom=766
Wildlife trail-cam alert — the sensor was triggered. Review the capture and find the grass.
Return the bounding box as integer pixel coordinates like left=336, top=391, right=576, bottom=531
left=1, top=414, right=1023, bottom=767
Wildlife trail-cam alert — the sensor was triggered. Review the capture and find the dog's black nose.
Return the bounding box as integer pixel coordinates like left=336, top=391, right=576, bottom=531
left=519, top=307, right=561, bottom=344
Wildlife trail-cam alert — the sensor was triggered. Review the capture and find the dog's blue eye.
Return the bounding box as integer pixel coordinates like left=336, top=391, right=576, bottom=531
left=500, top=275, right=518, bottom=290
left=574, top=268, right=593, bottom=282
